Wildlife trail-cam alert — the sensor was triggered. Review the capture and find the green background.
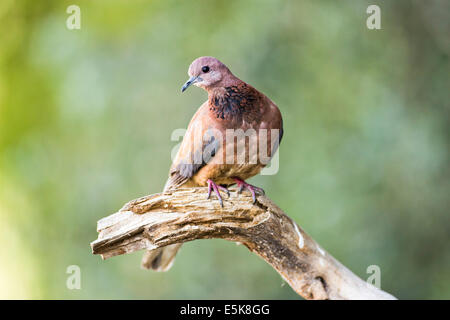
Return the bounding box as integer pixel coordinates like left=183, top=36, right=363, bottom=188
left=0, top=0, right=448, bottom=299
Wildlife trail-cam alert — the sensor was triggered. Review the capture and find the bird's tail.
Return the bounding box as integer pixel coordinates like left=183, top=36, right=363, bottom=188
left=141, top=179, right=183, bottom=272
left=141, top=243, right=182, bottom=272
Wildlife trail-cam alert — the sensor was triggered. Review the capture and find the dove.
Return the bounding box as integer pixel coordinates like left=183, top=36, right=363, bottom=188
left=143, top=56, right=283, bottom=271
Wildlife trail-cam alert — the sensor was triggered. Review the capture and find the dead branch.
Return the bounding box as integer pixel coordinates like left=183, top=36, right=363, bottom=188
left=90, top=187, right=396, bottom=300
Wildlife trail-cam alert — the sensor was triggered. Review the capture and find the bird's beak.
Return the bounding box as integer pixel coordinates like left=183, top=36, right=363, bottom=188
left=181, top=76, right=200, bottom=92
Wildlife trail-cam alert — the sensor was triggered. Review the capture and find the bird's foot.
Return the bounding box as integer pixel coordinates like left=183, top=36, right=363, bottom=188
left=206, top=179, right=230, bottom=207
left=233, top=177, right=265, bottom=204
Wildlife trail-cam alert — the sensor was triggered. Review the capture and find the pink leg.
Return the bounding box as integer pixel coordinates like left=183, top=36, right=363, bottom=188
left=207, top=179, right=229, bottom=207
left=233, top=177, right=265, bottom=204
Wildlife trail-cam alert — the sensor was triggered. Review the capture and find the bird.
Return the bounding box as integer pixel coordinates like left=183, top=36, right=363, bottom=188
left=142, top=56, right=283, bottom=271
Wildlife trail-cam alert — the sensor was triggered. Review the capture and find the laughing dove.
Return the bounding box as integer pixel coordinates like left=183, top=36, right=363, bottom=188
left=143, top=56, right=283, bottom=271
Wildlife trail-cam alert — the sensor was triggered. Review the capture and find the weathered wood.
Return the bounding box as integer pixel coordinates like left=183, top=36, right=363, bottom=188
left=91, top=187, right=396, bottom=300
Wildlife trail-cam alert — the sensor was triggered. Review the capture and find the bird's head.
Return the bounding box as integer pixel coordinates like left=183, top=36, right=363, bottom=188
left=181, top=56, right=232, bottom=92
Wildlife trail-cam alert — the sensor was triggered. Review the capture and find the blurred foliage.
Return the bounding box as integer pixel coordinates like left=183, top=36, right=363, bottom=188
left=0, top=0, right=449, bottom=299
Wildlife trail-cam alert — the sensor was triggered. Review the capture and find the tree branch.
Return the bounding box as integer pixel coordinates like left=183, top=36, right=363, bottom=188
left=90, top=187, right=396, bottom=300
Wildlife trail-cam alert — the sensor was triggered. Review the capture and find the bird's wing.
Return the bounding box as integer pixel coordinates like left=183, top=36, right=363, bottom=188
left=164, top=103, right=220, bottom=191
left=260, top=95, right=284, bottom=158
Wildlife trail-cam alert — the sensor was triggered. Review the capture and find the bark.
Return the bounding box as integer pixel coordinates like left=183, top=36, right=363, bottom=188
left=91, top=187, right=396, bottom=300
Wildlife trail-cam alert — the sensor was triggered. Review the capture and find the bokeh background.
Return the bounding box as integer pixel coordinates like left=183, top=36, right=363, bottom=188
left=0, top=0, right=448, bottom=299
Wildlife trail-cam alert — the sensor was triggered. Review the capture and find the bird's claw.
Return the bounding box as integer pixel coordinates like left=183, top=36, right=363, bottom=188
left=219, top=185, right=230, bottom=197
left=233, top=177, right=265, bottom=204
left=206, top=178, right=264, bottom=206
left=207, top=179, right=229, bottom=207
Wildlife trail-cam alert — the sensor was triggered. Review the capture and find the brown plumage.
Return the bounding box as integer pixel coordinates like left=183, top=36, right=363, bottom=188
left=146, top=56, right=283, bottom=271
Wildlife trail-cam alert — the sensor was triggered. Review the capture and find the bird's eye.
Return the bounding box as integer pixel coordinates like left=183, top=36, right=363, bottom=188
left=202, top=66, right=210, bottom=73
